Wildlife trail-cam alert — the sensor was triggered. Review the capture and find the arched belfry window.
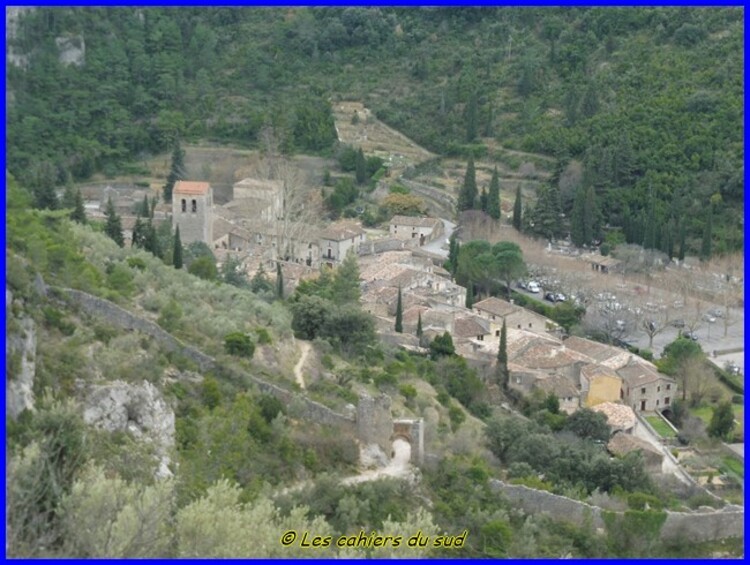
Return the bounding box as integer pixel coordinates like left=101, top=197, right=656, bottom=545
left=181, top=199, right=186, bottom=213
left=191, top=199, right=197, bottom=213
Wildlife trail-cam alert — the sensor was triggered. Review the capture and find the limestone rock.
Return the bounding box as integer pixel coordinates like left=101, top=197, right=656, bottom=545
left=83, top=380, right=175, bottom=477
left=359, top=443, right=389, bottom=470
left=6, top=316, right=37, bottom=419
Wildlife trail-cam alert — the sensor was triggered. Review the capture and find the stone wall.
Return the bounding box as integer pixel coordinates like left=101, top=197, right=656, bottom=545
left=357, top=393, right=393, bottom=455
left=393, top=418, right=424, bottom=465
left=489, top=480, right=744, bottom=543
left=54, top=287, right=355, bottom=432
left=358, top=238, right=408, bottom=256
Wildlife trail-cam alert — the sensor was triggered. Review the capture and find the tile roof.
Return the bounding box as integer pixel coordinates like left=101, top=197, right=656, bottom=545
left=319, top=222, right=365, bottom=241
left=532, top=374, right=580, bottom=399
left=510, top=340, right=590, bottom=370
left=591, top=402, right=637, bottom=430
left=607, top=431, right=663, bottom=457
left=580, top=363, right=621, bottom=383
left=562, top=336, right=630, bottom=368
left=453, top=315, right=491, bottom=339
left=616, top=359, right=674, bottom=387
left=473, top=297, right=516, bottom=318
left=174, top=181, right=211, bottom=195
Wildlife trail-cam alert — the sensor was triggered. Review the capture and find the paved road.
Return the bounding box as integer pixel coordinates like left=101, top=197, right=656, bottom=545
left=422, top=219, right=456, bottom=258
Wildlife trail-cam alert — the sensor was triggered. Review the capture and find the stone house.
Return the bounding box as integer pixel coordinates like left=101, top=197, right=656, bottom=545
left=591, top=402, right=637, bottom=434
left=319, top=223, right=366, bottom=266
left=473, top=296, right=557, bottom=337
left=172, top=181, right=213, bottom=246
left=389, top=215, right=443, bottom=246
left=452, top=315, right=491, bottom=342
left=232, top=177, right=284, bottom=223
left=562, top=336, right=632, bottom=371
left=617, top=358, right=677, bottom=413
left=579, top=364, right=623, bottom=407
left=532, top=374, right=581, bottom=414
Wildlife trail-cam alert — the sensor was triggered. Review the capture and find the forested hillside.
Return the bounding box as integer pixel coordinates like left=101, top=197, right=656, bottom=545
left=7, top=8, right=743, bottom=257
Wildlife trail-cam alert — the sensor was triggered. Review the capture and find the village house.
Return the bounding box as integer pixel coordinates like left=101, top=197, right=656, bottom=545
left=583, top=253, right=623, bottom=274
left=389, top=215, right=443, bottom=246
left=532, top=374, right=581, bottom=414
left=562, top=336, right=632, bottom=371
left=319, top=223, right=366, bottom=266
left=579, top=363, right=623, bottom=407
left=172, top=181, right=213, bottom=246
left=473, top=296, right=557, bottom=337
left=616, top=358, right=677, bottom=413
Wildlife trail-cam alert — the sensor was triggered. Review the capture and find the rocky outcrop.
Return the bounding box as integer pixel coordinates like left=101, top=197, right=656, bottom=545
left=6, top=287, right=37, bottom=419
left=55, top=34, right=85, bottom=67
left=83, top=380, right=175, bottom=479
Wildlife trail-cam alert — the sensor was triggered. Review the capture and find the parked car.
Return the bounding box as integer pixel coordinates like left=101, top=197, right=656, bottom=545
left=681, top=330, right=699, bottom=341
left=527, top=281, right=541, bottom=293
left=556, top=293, right=566, bottom=302
left=702, top=313, right=717, bottom=323
left=708, top=308, right=724, bottom=318
left=545, top=292, right=557, bottom=302
left=670, top=319, right=685, bottom=328
left=724, top=362, right=741, bottom=375
left=517, top=280, right=528, bottom=290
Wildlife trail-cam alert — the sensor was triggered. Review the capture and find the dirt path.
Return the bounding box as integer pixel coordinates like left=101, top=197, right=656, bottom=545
left=341, top=439, right=413, bottom=486
left=293, top=340, right=311, bottom=390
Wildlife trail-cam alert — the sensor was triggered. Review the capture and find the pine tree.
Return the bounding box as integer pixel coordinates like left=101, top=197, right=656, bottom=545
left=457, top=156, right=477, bottom=212
left=70, top=188, right=87, bottom=224
left=276, top=262, right=284, bottom=299
left=331, top=250, right=361, bottom=303
left=173, top=225, right=183, bottom=269
left=62, top=185, right=76, bottom=209
left=570, top=185, right=586, bottom=247
left=447, top=233, right=459, bottom=275
left=497, top=318, right=508, bottom=388
left=465, top=281, right=474, bottom=309
left=487, top=167, right=501, bottom=220
left=104, top=197, right=124, bottom=247
left=580, top=79, right=599, bottom=118
left=140, top=194, right=150, bottom=217
left=465, top=91, right=478, bottom=142
left=163, top=139, right=186, bottom=203
left=701, top=209, right=713, bottom=261
left=416, top=312, right=423, bottom=338
left=34, top=183, right=59, bottom=211
left=395, top=286, right=403, bottom=333
left=143, top=218, right=161, bottom=257
left=355, top=148, right=366, bottom=185
left=678, top=221, right=686, bottom=261
left=512, top=185, right=522, bottom=230
left=483, top=101, right=494, bottom=138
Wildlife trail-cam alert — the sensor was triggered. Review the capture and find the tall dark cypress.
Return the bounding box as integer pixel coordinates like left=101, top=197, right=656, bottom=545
left=276, top=262, right=284, bottom=299
left=416, top=312, right=423, bottom=338
left=457, top=156, right=478, bottom=212
left=487, top=167, right=501, bottom=220
left=104, top=197, right=124, bottom=247
left=512, top=185, right=522, bottom=230
left=395, top=286, right=403, bottom=333
left=497, top=318, right=508, bottom=388
left=465, top=281, right=474, bottom=308
left=70, top=188, right=87, bottom=224
left=173, top=225, right=183, bottom=269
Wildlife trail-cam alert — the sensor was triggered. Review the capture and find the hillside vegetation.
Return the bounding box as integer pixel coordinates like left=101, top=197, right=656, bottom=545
left=7, top=7, right=743, bottom=257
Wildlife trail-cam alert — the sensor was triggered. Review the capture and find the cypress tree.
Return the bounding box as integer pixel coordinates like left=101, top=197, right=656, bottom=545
left=132, top=215, right=145, bottom=248
left=487, top=167, right=501, bottom=220
left=479, top=187, right=489, bottom=213
left=512, top=185, right=522, bottom=230
left=497, top=318, right=508, bottom=388
left=141, top=193, right=150, bottom=217
left=416, top=312, right=423, bottom=338
left=395, top=286, right=403, bottom=333
left=355, top=148, right=367, bottom=185
left=70, top=188, right=87, bottom=224
left=143, top=218, right=161, bottom=257
left=457, top=156, right=477, bottom=212
left=678, top=222, right=686, bottom=261
left=276, top=262, right=284, bottom=299
left=465, top=281, right=474, bottom=309
left=104, top=197, right=124, bottom=247
left=163, top=139, right=186, bottom=203
left=34, top=183, right=58, bottom=211
left=173, top=225, right=183, bottom=269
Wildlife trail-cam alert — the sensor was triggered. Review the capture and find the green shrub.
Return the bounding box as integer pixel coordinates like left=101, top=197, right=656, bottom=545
left=157, top=300, right=183, bottom=333
left=448, top=404, right=466, bottom=431
left=223, top=332, right=255, bottom=358
left=254, top=327, right=272, bottom=345
left=126, top=256, right=147, bottom=271
left=399, top=384, right=417, bottom=402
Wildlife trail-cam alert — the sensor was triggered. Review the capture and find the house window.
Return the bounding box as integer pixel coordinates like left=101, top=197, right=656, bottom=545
left=640, top=400, right=647, bottom=411
left=492, top=315, right=495, bottom=320
left=666, top=384, right=671, bottom=391
left=656, top=399, right=660, bottom=406
left=517, top=324, right=521, bottom=329
left=478, top=335, right=484, bottom=341
left=495, top=330, right=500, bottom=337
left=181, top=199, right=186, bottom=213
left=620, top=389, right=624, bottom=399
left=664, top=397, right=670, bottom=405
left=641, top=387, right=646, bottom=395
left=657, top=386, right=661, bottom=392
left=528, top=323, right=532, bottom=328
left=191, top=199, right=197, bottom=213
left=327, top=249, right=332, bottom=259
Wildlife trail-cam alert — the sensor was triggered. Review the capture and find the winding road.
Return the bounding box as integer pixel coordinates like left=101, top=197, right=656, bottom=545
left=293, top=340, right=311, bottom=390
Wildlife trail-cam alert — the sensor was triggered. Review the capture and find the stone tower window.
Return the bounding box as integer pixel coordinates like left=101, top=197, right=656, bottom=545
left=191, top=199, right=197, bottom=213
left=181, top=199, right=186, bottom=213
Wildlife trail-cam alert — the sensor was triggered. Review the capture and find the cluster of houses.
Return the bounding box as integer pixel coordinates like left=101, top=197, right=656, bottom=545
left=88, top=178, right=677, bottom=440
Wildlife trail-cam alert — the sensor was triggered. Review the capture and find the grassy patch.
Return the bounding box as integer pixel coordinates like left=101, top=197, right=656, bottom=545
left=645, top=415, right=676, bottom=438
left=690, top=405, right=744, bottom=438
left=721, top=456, right=744, bottom=479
